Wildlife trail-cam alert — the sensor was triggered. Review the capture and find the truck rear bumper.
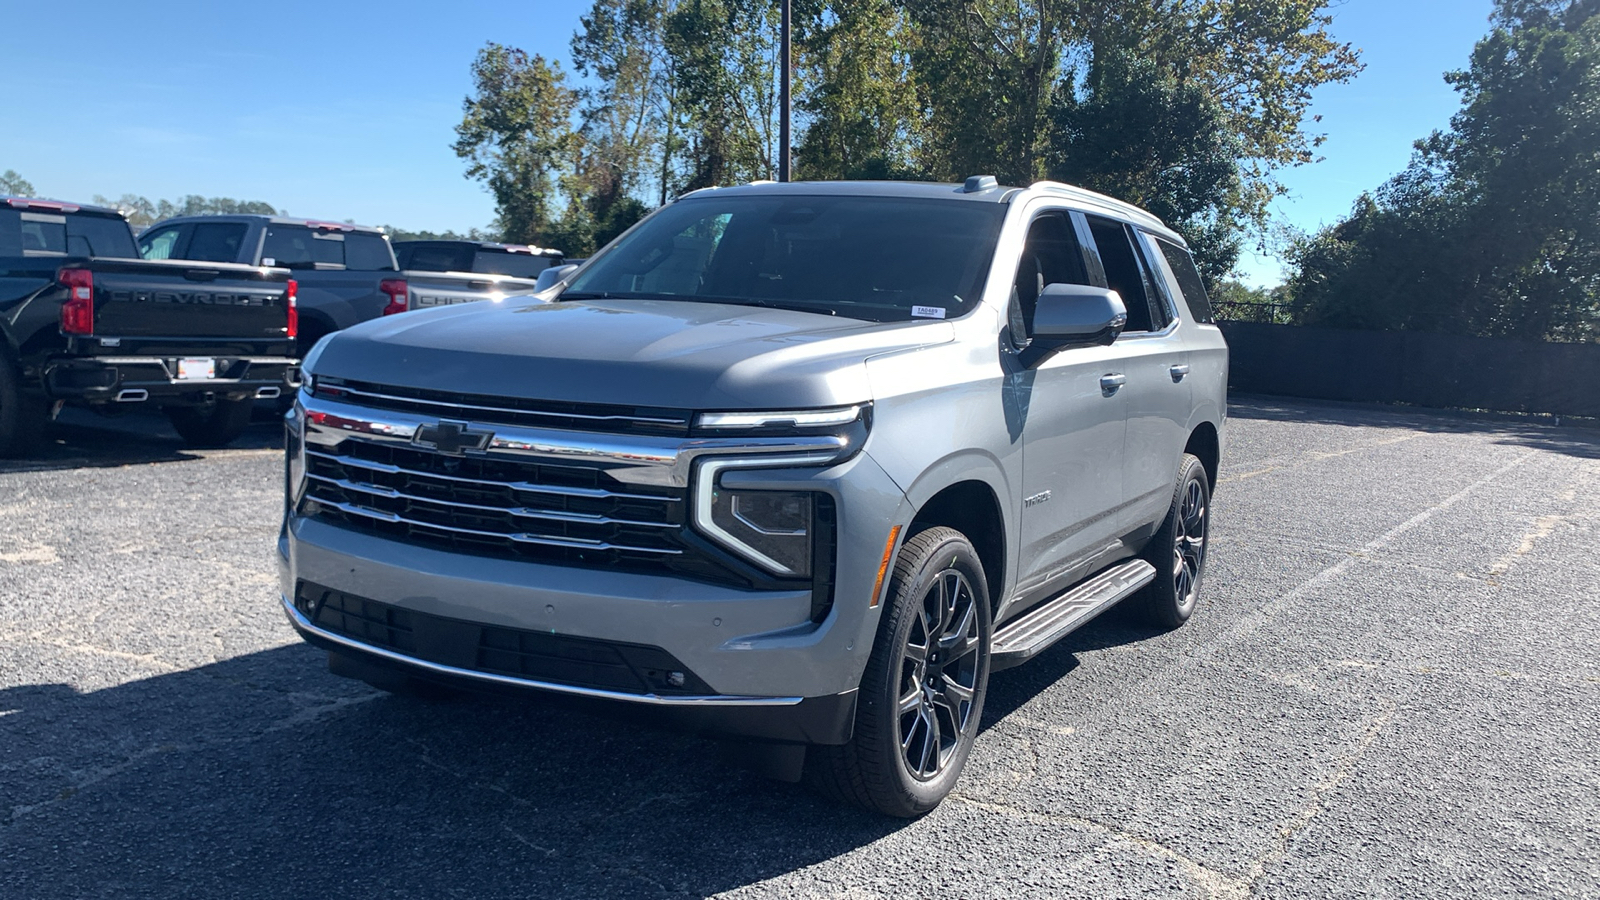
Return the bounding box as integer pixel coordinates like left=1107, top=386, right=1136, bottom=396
left=43, top=355, right=300, bottom=403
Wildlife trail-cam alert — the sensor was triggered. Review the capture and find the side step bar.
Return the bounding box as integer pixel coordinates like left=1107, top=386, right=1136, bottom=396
left=991, top=558, right=1157, bottom=670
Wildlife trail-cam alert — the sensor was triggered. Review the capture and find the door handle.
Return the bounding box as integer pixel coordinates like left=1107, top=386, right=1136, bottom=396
left=1100, top=373, right=1126, bottom=393
left=1169, top=364, right=1190, bottom=382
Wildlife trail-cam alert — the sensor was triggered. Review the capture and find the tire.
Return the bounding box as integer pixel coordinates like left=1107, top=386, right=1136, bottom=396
left=0, top=355, right=46, bottom=459
left=165, top=397, right=254, bottom=448
left=1134, top=453, right=1212, bottom=629
left=808, top=526, right=992, bottom=817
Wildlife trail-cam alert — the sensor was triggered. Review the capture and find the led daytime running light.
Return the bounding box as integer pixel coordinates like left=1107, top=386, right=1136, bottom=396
left=697, top=405, right=861, bottom=430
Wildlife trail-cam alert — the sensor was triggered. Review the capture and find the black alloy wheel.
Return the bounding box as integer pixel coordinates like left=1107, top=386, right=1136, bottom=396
left=899, top=568, right=983, bottom=780
left=808, top=526, right=992, bottom=817
left=1136, top=453, right=1211, bottom=629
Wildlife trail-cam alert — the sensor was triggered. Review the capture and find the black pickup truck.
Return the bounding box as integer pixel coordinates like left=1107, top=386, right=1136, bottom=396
left=137, top=214, right=398, bottom=354
left=0, top=197, right=297, bottom=455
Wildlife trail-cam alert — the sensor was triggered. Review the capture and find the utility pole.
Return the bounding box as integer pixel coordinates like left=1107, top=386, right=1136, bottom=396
left=779, top=0, right=791, bottom=182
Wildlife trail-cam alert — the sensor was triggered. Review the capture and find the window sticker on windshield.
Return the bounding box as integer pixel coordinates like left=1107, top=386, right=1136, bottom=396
left=912, top=306, right=947, bottom=319
left=261, top=257, right=276, bottom=267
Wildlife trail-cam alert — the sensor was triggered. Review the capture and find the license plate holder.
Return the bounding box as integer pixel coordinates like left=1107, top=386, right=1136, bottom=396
left=176, top=358, right=216, bottom=381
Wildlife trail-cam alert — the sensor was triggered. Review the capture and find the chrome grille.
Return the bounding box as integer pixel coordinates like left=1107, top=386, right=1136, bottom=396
left=301, top=437, right=694, bottom=572
left=312, top=376, right=691, bottom=437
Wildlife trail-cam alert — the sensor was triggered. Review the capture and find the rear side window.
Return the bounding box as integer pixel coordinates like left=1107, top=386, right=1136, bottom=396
left=1156, top=240, right=1215, bottom=324
left=402, top=246, right=468, bottom=271
left=344, top=233, right=396, bottom=271
left=185, top=222, right=248, bottom=263
left=1085, top=216, right=1161, bottom=332
left=13, top=212, right=136, bottom=257
left=473, top=250, right=555, bottom=278
left=263, top=226, right=343, bottom=268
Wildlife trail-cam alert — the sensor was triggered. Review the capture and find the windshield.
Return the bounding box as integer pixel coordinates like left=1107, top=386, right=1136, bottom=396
left=562, top=194, right=1006, bottom=322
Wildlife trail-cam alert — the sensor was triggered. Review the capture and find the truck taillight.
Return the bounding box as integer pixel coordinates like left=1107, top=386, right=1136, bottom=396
left=57, top=267, right=94, bottom=335
left=380, top=278, right=408, bottom=316
left=285, top=279, right=299, bottom=339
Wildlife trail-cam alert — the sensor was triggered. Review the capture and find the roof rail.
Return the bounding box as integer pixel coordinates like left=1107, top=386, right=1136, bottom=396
left=1027, top=180, right=1178, bottom=238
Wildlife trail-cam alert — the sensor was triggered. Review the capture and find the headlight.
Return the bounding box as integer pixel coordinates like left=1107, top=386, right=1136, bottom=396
left=694, top=456, right=826, bottom=578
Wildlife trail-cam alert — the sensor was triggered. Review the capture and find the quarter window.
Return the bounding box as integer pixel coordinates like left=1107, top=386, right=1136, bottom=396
left=1156, top=239, right=1215, bottom=324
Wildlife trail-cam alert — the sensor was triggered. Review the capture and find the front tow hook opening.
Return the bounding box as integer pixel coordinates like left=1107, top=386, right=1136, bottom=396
left=256, top=386, right=282, bottom=400
left=115, top=388, right=149, bottom=403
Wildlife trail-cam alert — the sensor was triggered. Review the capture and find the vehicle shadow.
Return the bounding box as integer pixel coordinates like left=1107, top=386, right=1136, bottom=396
left=981, top=603, right=1166, bottom=730
left=1230, top=393, right=1600, bottom=460
left=0, top=407, right=282, bottom=475
left=0, top=643, right=907, bottom=899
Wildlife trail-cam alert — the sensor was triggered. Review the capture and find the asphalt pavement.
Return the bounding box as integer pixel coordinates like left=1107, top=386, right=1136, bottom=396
left=1, top=398, right=1596, bottom=899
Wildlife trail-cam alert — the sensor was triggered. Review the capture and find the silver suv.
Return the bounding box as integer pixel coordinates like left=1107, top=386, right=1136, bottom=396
left=279, top=178, right=1227, bottom=816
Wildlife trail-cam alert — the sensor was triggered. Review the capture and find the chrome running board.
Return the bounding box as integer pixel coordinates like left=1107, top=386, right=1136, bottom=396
left=991, top=559, right=1157, bottom=670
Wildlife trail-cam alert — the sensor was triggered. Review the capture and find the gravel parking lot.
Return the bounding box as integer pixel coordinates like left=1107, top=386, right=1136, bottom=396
left=1, top=398, right=1596, bottom=899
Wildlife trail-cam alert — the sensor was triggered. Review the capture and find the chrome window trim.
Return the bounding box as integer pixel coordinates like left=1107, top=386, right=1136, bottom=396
left=282, top=593, right=803, bottom=707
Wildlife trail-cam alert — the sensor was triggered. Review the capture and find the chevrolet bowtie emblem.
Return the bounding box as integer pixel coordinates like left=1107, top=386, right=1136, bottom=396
left=412, top=420, right=493, bottom=456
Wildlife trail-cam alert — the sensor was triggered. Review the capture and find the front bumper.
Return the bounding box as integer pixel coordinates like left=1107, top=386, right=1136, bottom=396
left=278, top=444, right=910, bottom=744
left=44, top=355, right=300, bottom=403
left=282, top=590, right=859, bottom=744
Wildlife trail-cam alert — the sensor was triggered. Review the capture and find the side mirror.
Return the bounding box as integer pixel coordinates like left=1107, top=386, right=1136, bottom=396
left=1019, top=284, right=1127, bottom=367
left=535, top=263, right=579, bottom=293
left=1033, top=283, right=1127, bottom=346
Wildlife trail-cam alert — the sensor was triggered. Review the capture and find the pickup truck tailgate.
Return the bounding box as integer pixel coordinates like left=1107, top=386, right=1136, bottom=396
left=86, top=258, right=291, bottom=339
left=403, top=271, right=543, bottom=309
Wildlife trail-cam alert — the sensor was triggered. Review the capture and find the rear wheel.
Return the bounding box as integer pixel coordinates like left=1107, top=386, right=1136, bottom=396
left=166, top=396, right=254, bottom=448
left=809, top=526, right=991, bottom=817
left=1135, top=453, right=1211, bottom=629
left=0, top=356, right=46, bottom=458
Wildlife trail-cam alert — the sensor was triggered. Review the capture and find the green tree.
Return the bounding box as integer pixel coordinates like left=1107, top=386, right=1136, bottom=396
left=665, top=0, right=783, bottom=188
left=1047, top=49, right=1245, bottom=285
left=1291, top=0, right=1600, bottom=341
left=1, top=169, right=35, bottom=196
left=555, top=0, right=672, bottom=255
left=454, top=44, right=581, bottom=244
left=794, top=1, right=924, bottom=180
left=91, top=194, right=280, bottom=228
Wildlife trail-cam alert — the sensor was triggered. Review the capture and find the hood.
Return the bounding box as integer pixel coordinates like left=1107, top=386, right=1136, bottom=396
left=309, top=297, right=954, bottom=410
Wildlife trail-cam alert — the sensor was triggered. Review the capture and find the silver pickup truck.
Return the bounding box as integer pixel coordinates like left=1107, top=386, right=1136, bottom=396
left=279, top=178, right=1228, bottom=816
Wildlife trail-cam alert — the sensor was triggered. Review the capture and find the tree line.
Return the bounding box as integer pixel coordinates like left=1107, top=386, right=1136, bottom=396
left=1286, top=0, right=1600, bottom=343
left=452, top=0, right=1362, bottom=285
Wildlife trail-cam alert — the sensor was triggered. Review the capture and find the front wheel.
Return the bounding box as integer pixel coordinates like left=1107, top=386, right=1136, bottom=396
left=165, top=397, right=254, bottom=448
left=1135, top=453, right=1212, bottom=629
left=809, top=526, right=992, bottom=817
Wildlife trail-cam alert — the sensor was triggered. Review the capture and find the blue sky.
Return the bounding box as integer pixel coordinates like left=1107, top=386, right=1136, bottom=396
left=2, top=0, right=1494, bottom=285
